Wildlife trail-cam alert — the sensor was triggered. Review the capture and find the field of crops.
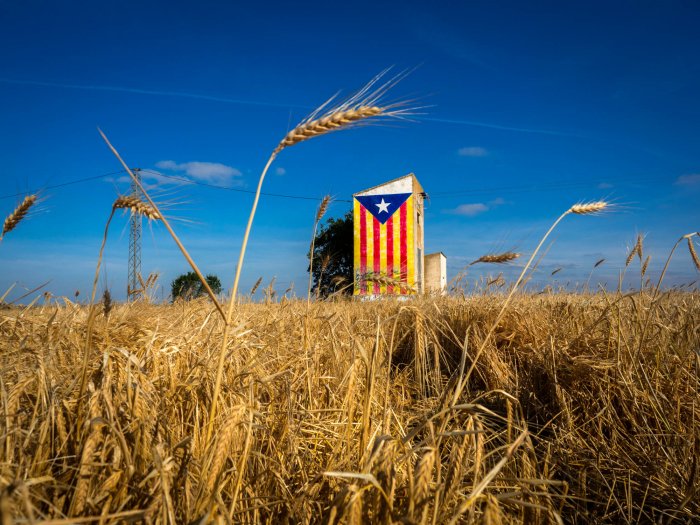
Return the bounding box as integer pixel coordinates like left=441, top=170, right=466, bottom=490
left=1, top=291, right=698, bottom=524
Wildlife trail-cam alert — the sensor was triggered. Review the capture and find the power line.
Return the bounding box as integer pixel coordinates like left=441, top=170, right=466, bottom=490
left=429, top=175, right=671, bottom=197
left=0, top=170, right=127, bottom=200
left=0, top=168, right=672, bottom=204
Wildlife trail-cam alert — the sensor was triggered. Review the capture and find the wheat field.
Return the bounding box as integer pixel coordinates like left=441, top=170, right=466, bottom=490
left=1, top=290, right=698, bottom=524
left=1, top=73, right=698, bottom=524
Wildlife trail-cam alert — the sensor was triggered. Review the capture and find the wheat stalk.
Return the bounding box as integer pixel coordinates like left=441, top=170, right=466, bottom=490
left=456, top=200, right=609, bottom=400
left=98, top=129, right=225, bottom=320
left=308, top=195, right=332, bottom=302
left=208, top=69, right=412, bottom=442
left=638, top=232, right=699, bottom=353
left=1, top=195, right=37, bottom=241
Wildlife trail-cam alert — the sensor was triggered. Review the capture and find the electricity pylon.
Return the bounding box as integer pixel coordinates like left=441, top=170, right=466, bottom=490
left=127, top=168, right=142, bottom=300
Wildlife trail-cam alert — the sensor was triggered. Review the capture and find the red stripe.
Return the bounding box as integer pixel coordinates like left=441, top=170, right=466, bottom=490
left=373, top=217, right=380, bottom=294
left=400, top=202, right=407, bottom=295
left=360, top=206, right=367, bottom=294
left=386, top=215, right=394, bottom=294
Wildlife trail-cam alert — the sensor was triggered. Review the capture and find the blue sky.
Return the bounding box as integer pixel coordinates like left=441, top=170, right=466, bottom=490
left=1, top=1, right=698, bottom=301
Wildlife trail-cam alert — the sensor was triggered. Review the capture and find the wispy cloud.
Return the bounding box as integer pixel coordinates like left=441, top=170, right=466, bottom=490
left=0, top=78, right=584, bottom=140
left=423, top=116, right=585, bottom=138
left=597, top=182, right=613, bottom=189
left=449, top=203, right=489, bottom=216
left=675, top=173, right=700, bottom=186
left=446, top=197, right=505, bottom=217
left=0, top=78, right=306, bottom=110
left=275, top=167, right=286, bottom=176
left=458, top=146, right=488, bottom=157
left=155, top=160, right=242, bottom=185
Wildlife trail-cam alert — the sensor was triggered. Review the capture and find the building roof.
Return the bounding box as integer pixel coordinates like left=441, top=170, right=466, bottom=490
left=353, top=173, right=424, bottom=197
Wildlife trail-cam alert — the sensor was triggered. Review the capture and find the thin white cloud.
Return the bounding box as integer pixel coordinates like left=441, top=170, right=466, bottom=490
left=675, top=173, right=700, bottom=186
left=0, top=78, right=307, bottom=110
left=458, top=146, right=488, bottom=157
left=448, top=203, right=489, bottom=216
left=155, top=160, right=242, bottom=185
left=275, top=167, right=286, bottom=176
left=598, top=182, right=613, bottom=189
left=447, top=197, right=505, bottom=217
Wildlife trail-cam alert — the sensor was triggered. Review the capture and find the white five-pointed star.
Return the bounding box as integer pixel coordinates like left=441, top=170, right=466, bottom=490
left=375, top=198, right=391, bottom=214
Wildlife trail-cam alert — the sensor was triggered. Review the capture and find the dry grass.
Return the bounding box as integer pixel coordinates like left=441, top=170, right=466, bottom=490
left=1, top=290, right=698, bottom=523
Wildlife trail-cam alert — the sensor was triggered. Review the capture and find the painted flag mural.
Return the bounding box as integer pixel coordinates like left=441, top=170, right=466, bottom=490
left=353, top=192, right=416, bottom=295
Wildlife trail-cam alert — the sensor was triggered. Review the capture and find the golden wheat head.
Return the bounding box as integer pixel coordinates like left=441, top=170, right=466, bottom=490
left=569, top=201, right=608, bottom=215
left=363, top=272, right=416, bottom=293
left=469, top=251, right=521, bottom=266
left=2, top=194, right=37, bottom=239
left=687, top=236, right=700, bottom=271
left=273, top=70, right=413, bottom=154
left=113, top=195, right=161, bottom=221
left=250, top=277, right=263, bottom=295
left=316, top=195, right=331, bottom=222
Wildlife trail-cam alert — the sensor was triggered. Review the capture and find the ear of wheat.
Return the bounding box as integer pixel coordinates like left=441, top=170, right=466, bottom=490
left=634, top=234, right=644, bottom=262
left=273, top=70, right=413, bottom=155
left=625, top=248, right=636, bottom=267
left=469, top=251, right=521, bottom=266
left=113, top=195, right=161, bottom=220
left=250, top=277, right=263, bottom=296
left=316, top=195, right=331, bottom=222
left=688, top=237, right=700, bottom=271
left=570, top=201, right=608, bottom=215
left=363, top=272, right=416, bottom=293
left=594, top=258, right=605, bottom=268
left=1, top=194, right=37, bottom=240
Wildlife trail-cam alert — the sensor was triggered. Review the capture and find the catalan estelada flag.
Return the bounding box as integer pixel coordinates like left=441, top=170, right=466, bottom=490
left=353, top=192, right=415, bottom=295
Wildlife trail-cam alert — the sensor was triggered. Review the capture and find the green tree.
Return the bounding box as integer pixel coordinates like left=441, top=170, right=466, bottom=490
left=308, top=211, right=354, bottom=297
left=171, top=272, right=222, bottom=300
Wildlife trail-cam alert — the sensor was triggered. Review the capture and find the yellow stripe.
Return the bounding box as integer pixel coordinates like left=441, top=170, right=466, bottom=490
left=379, top=220, right=388, bottom=294
left=353, top=199, right=361, bottom=295
left=365, top=207, right=374, bottom=295
left=392, top=211, right=400, bottom=293
left=405, top=195, right=415, bottom=294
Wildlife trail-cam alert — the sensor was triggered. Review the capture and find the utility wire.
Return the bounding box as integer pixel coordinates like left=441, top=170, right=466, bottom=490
left=0, top=170, right=126, bottom=200
left=0, top=168, right=671, bottom=203
left=429, top=175, right=671, bottom=197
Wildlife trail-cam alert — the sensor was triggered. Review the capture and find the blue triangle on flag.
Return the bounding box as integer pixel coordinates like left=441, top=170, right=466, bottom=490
left=355, top=193, right=412, bottom=224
